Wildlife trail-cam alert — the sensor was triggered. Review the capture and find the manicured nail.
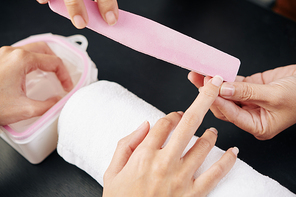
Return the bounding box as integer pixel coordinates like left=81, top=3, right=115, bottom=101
left=38, top=0, right=48, bottom=3
left=232, top=147, right=239, bottom=156
left=73, top=15, right=86, bottom=29
left=137, top=121, right=148, bottom=130
left=177, top=111, right=184, bottom=115
left=105, top=11, right=117, bottom=26
left=208, top=127, right=218, bottom=135
left=220, top=83, right=235, bottom=97
left=211, top=75, right=223, bottom=87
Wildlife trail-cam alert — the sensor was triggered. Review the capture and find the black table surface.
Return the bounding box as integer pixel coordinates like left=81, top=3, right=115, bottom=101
left=1, top=0, right=296, bottom=196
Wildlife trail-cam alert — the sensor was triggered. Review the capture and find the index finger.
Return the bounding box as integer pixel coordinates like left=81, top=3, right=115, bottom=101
left=165, top=75, right=223, bottom=157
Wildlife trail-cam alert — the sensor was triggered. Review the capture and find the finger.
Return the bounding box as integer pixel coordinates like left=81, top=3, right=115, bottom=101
left=182, top=128, right=218, bottom=175
left=193, top=147, right=238, bottom=196
left=19, top=42, right=55, bottom=55
left=36, top=0, right=49, bottom=4
left=97, top=0, right=119, bottom=26
left=188, top=71, right=205, bottom=88
left=219, top=82, right=274, bottom=107
left=212, top=95, right=270, bottom=140
left=19, top=96, right=61, bottom=120
left=189, top=74, right=228, bottom=121
left=165, top=75, right=223, bottom=157
left=209, top=97, right=230, bottom=122
left=104, top=121, right=150, bottom=181
left=64, top=0, right=89, bottom=29
left=142, top=112, right=182, bottom=149
left=24, top=52, right=73, bottom=92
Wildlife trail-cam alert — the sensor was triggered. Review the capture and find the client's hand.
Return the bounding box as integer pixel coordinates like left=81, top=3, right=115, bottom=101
left=37, top=0, right=119, bottom=28
left=188, top=65, right=296, bottom=140
left=0, top=42, right=73, bottom=126
left=103, top=76, right=238, bottom=197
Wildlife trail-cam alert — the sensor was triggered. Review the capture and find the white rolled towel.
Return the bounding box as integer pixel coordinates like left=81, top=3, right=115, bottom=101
left=57, top=80, right=295, bottom=197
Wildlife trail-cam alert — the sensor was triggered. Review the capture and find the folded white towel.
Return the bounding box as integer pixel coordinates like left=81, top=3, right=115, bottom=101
left=57, top=80, right=295, bottom=197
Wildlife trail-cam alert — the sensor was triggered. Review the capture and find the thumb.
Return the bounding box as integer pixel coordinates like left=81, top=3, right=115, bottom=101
left=219, top=82, right=273, bottom=104
left=104, top=121, right=150, bottom=181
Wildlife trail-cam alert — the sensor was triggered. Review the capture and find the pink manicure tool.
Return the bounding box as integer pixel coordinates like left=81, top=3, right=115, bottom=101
left=49, top=0, right=240, bottom=82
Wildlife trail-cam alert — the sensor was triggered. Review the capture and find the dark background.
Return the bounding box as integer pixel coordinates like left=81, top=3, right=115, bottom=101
left=1, top=0, right=296, bottom=196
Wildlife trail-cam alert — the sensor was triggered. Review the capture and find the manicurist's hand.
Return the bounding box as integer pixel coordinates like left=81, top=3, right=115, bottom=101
left=37, top=0, right=119, bottom=28
left=103, top=75, right=238, bottom=197
left=0, top=42, right=73, bottom=126
left=188, top=65, right=296, bottom=140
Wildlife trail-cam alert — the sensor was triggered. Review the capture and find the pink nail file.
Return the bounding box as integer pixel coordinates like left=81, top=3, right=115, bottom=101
left=49, top=0, right=240, bottom=82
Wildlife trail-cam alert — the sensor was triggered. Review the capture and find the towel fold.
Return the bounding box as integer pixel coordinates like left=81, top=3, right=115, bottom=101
left=57, top=80, right=295, bottom=196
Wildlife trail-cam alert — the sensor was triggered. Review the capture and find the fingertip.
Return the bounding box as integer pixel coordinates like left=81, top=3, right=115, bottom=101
left=207, top=127, right=218, bottom=135
left=105, top=11, right=117, bottom=26
left=210, top=75, right=223, bottom=87
left=37, top=0, right=49, bottom=4
left=187, top=71, right=194, bottom=81
left=231, top=147, right=239, bottom=156
left=177, top=111, right=184, bottom=116
left=136, top=120, right=149, bottom=131
left=96, top=0, right=118, bottom=25
left=188, top=72, right=205, bottom=88
left=73, top=15, right=87, bottom=29
left=64, top=0, right=89, bottom=29
left=44, top=96, right=62, bottom=107
left=63, top=80, right=74, bottom=92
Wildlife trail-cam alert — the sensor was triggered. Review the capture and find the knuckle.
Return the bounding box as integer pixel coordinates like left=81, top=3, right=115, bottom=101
left=97, top=0, right=113, bottom=5
left=152, top=157, right=170, bottom=176
left=211, top=163, right=225, bottom=178
left=157, top=117, right=175, bottom=129
left=250, top=123, right=274, bottom=140
left=116, top=137, right=129, bottom=147
left=202, top=88, right=217, bottom=99
left=254, top=131, right=273, bottom=140
left=170, top=174, right=185, bottom=189
left=64, top=0, right=80, bottom=7
left=21, top=105, right=36, bottom=119
left=0, top=46, right=12, bottom=54
left=198, top=138, right=212, bottom=151
left=36, top=41, right=49, bottom=49
left=11, top=48, right=28, bottom=59
left=213, top=111, right=226, bottom=120
left=239, top=84, right=254, bottom=101
left=182, top=112, right=201, bottom=128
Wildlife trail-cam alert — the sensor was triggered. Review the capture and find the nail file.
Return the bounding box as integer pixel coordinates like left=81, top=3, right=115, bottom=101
left=49, top=0, right=240, bottom=82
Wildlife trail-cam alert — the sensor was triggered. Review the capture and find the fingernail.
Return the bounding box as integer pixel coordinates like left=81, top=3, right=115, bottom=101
left=208, top=127, right=218, bottom=135
left=105, top=11, right=117, bottom=26
left=220, top=83, right=235, bottom=97
left=211, top=75, right=223, bottom=87
left=137, top=120, right=148, bottom=130
left=38, top=0, right=48, bottom=3
left=232, top=147, right=239, bottom=156
left=73, top=15, right=86, bottom=29
left=177, top=111, right=184, bottom=116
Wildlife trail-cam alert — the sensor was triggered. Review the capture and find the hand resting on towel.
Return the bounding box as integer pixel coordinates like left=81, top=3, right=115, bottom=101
left=102, top=75, right=238, bottom=197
